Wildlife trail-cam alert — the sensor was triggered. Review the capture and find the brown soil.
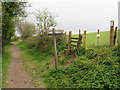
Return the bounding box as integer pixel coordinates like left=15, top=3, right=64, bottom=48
left=6, top=45, right=35, bottom=88
left=62, top=56, right=76, bottom=67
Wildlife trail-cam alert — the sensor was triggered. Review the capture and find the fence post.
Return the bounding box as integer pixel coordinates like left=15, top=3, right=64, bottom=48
left=68, top=31, right=72, bottom=50
left=52, top=28, right=58, bottom=70
left=110, top=21, right=114, bottom=46
left=83, top=30, right=86, bottom=48
left=97, top=29, right=100, bottom=46
left=77, top=29, right=82, bottom=48
left=64, top=32, right=67, bottom=43
left=113, top=27, right=117, bottom=46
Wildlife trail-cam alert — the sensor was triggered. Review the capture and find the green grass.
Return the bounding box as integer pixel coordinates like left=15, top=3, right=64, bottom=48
left=43, top=46, right=120, bottom=88
left=72, top=31, right=110, bottom=47
left=0, top=55, right=2, bottom=89
left=2, top=45, right=12, bottom=88
left=18, top=42, right=54, bottom=87
left=16, top=30, right=119, bottom=88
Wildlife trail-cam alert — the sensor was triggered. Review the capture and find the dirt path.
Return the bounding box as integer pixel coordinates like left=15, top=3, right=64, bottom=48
left=6, top=45, right=35, bottom=88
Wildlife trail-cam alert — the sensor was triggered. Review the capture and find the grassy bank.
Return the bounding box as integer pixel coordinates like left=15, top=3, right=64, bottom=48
left=18, top=40, right=119, bottom=88
left=18, top=41, right=54, bottom=87
left=2, top=45, right=12, bottom=88
left=43, top=46, right=119, bottom=88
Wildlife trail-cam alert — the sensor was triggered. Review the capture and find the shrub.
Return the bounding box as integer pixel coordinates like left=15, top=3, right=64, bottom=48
left=23, top=34, right=66, bottom=53
left=24, top=36, right=40, bottom=48
left=37, top=35, right=53, bottom=53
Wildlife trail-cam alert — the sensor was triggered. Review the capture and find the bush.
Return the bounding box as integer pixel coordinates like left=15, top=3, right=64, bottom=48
left=37, top=35, right=53, bottom=53
left=24, top=36, right=40, bottom=48
left=24, top=34, right=66, bottom=53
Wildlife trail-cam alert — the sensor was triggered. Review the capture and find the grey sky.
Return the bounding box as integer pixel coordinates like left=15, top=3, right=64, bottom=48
left=26, top=0, right=119, bottom=34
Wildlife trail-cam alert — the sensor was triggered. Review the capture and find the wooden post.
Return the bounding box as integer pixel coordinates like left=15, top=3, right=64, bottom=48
left=110, top=21, right=114, bottom=46
left=79, top=29, right=81, bottom=34
left=77, top=29, right=82, bottom=48
left=83, top=30, right=86, bottom=48
left=97, top=29, right=100, bottom=46
left=52, top=28, right=58, bottom=70
left=113, top=27, right=117, bottom=46
left=64, top=32, right=67, bottom=43
left=68, top=31, right=72, bottom=50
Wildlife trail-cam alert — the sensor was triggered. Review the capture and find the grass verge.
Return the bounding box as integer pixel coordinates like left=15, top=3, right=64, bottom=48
left=2, top=45, right=12, bottom=88
left=18, top=41, right=54, bottom=88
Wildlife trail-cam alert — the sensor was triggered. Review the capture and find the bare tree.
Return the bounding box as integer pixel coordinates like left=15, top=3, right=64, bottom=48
left=17, top=20, right=35, bottom=39
left=35, top=8, right=58, bottom=34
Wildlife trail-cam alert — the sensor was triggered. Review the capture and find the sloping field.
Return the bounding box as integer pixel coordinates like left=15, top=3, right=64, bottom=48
left=72, top=31, right=110, bottom=47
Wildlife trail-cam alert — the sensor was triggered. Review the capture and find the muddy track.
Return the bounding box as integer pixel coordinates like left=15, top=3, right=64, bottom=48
left=6, top=45, right=35, bottom=88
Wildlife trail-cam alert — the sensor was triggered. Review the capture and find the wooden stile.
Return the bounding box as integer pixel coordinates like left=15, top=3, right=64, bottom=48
left=71, top=41, right=78, bottom=43
left=64, top=29, right=82, bottom=55
left=70, top=44, right=77, bottom=47
left=71, top=38, right=79, bottom=39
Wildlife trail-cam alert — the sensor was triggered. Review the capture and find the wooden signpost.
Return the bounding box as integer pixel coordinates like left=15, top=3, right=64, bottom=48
left=51, top=28, right=65, bottom=70
left=52, top=28, right=58, bottom=70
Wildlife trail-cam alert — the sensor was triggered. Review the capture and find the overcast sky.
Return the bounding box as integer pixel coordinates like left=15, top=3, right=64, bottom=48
left=26, top=0, right=119, bottom=34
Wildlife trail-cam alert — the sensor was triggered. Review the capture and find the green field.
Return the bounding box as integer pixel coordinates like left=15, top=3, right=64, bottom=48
left=72, top=31, right=110, bottom=47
